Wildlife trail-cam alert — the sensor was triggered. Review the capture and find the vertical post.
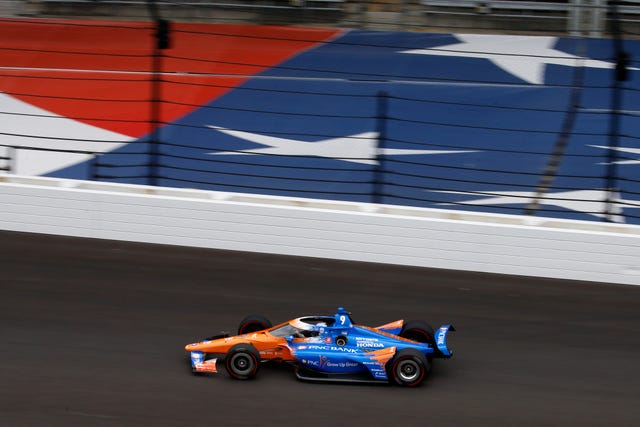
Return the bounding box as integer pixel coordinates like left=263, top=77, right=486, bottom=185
left=149, top=37, right=162, bottom=187
left=90, top=153, right=97, bottom=181
left=568, top=0, right=582, bottom=36
left=358, top=0, right=368, bottom=29
left=603, top=0, right=628, bottom=222
left=591, top=0, right=606, bottom=37
left=6, top=146, right=16, bottom=174
left=398, top=0, right=409, bottom=30
left=372, top=91, right=388, bottom=205
left=146, top=1, right=170, bottom=187
left=569, top=0, right=605, bottom=37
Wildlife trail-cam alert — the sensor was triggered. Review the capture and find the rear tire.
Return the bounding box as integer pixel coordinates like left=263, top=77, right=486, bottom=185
left=237, top=314, right=272, bottom=335
left=225, top=344, right=260, bottom=380
left=400, top=320, right=435, bottom=346
left=387, top=348, right=430, bottom=387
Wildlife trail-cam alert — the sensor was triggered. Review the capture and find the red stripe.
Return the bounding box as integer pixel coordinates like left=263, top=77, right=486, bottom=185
left=0, top=19, right=341, bottom=137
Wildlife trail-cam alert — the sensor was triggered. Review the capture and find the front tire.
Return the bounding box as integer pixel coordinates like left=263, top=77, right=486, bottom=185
left=387, top=348, right=430, bottom=387
left=225, top=344, right=260, bottom=380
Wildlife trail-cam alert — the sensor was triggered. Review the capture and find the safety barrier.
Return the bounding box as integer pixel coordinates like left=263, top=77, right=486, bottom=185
left=3, top=19, right=639, bottom=225
left=1, top=174, right=638, bottom=285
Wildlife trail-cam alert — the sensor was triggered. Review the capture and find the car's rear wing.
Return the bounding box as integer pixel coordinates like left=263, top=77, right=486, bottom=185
left=435, top=324, right=456, bottom=358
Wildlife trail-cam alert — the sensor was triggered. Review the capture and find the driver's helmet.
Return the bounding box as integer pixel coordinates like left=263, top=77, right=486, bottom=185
left=290, top=318, right=330, bottom=338
left=315, top=322, right=327, bottom=333
left=305, top=321, right=328, bottom=335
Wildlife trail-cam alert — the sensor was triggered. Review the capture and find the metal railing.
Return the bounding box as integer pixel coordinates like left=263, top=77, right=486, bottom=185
left=6, top=0, right=636, bottom=35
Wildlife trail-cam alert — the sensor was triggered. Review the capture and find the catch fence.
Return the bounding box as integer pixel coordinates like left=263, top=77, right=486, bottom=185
left=0, top=0, right=639, bottom=223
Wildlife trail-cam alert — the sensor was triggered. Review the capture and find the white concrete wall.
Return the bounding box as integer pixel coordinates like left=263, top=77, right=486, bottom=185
left=1, top=174, right=639, bottom=285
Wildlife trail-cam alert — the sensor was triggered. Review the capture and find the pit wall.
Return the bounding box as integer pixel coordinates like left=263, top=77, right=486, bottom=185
left=1, top=175, right=639, bottom=285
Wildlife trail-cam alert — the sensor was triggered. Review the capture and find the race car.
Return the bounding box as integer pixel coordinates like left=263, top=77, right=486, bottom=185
left=185, top=307, right=455, bottom=387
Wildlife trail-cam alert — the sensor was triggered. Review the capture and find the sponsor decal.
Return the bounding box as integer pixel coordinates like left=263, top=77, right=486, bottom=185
left=327, top=361, right=359, bottom=369
left=310, top=355, right=357, bottom=369
left=319, top=355, right=329, bottom=369
left=304, top=358, right=320, bottom=367
left=357, top=342, right=384, bottom=348
left=306, top=345, right=358, bottom=353
left=194, top=359, right=218, bottom=373
left=307, top=345, right=326, bottom=350
left=371, top=369, right=387, bottom=379
left=362, top=360, right=386, bottom=373
left=301, top=355, right=360, bottom=369
left=259, top=347, right=283, bottom=355
left=437, top=328, right=447, bottom=345
left=355, top=337, right=384, bottom=348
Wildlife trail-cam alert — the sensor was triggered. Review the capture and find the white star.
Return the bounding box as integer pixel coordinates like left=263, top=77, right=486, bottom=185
left=402, top=34, right=635, bottom=85
left=435, top=189, right=637, bottom=223
left=206, top=126, right=474, bottom=165
left=590, top=145, right=640, bottom=166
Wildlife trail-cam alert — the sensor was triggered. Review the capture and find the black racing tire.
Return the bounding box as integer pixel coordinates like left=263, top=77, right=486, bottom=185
left=224, top=344, right=261, bottom=380
left=387, top=348, right=430, bottom=387
left=400, top=320, right=436, bottom=346
left=237, top=314, right=272, bottom=335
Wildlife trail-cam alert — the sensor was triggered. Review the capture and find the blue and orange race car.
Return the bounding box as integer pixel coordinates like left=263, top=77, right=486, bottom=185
left=185, top=308, right=455, bottom=387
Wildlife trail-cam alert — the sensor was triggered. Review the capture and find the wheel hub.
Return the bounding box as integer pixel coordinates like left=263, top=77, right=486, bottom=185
left=231, top=354, right=252, bottom=373
left=397, top=360, right=419, bottom=381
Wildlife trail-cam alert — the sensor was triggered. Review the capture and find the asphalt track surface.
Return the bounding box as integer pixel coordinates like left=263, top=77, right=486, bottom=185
left=2, top=230, right=639, bottom=426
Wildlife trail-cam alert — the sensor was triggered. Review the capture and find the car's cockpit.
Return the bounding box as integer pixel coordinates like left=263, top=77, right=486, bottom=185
left=269, top=316, right=335, bottom=338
